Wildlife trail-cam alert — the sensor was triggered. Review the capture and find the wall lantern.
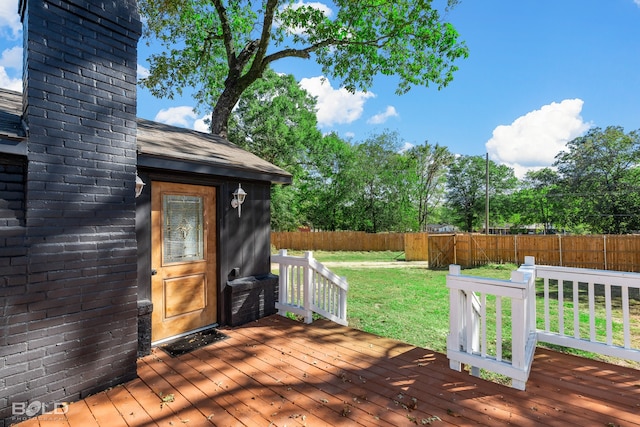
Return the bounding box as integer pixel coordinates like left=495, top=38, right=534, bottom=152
left=231, top=184, right=247, bottom=217
left=135, top=173, right=146, bottom=198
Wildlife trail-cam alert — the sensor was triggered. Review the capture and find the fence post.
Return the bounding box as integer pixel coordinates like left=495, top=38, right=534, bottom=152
left=453, top=234, right=457, bottom=265
left=558, top=234, right=563, bottom=266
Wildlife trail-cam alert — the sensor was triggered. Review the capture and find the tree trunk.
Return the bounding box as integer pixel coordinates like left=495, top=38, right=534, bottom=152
left=210, top=88, right=238, bottom=138
left=209, top=74, right=255, bottom=138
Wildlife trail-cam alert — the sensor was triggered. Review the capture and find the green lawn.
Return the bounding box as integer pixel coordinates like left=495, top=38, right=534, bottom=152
left=276, top=250, right=515, bottom=353
left=275, top=250, right=640, bottom=369
left=275, top=250, right=407, bottom=263
left=340, top=263, right=516, bottom=353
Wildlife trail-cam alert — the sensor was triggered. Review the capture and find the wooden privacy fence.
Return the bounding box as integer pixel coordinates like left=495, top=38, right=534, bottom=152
left=271, top=231, right=404, bottom=252
left=419, top=233, right=640, bottom=272
left=272, top=232, right=640, bottom=272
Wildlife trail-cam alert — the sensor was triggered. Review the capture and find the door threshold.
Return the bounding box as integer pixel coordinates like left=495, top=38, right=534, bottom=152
left=151, top=323, right=219, bottom=347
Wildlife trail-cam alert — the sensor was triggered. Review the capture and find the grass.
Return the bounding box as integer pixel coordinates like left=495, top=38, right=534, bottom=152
left=336, top=266, right=451, bottom=351
left=275, top=250, right=640, bottom=371
left=275, top=250, right=407, bottom=263
left=535, top=280, right=640, bottom=365
left=276, top=250, right=516, bottom=353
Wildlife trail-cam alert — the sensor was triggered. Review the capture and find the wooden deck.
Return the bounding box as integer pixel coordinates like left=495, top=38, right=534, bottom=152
left=16, top=315, right=640, bottom=426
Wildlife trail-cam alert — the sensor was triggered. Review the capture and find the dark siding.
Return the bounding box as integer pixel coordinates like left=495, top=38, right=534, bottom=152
left=1, top=0, right=141, bottom=424
left=222, top=180, right=272, bottom=277
left=219, top=180, right=273, bottom=325
left=135, top=173, right=275, bottom=343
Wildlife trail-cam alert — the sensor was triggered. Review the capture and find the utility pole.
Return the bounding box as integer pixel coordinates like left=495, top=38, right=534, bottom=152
left=485, top=153, right=489, bottom=235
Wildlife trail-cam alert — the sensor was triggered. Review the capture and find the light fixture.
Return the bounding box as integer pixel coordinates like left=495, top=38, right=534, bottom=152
left=135, top=173, right=145, bottom=198
left=231, top=184, right=247, bottom=217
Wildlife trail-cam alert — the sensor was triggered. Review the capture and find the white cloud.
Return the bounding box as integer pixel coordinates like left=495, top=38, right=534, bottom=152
left=635, top=0, right=640, bottom=7
left=0, top=66, right=21, bottom=91
left=299, top=76, right=375, bottom=127
left=0, top=42, right=23, bottom=92
left=399, top=141, right=414, bottom=153
left=0, top=46, right=22, bottom=69
left=486, top=99, right=590, bottom=177
left=154, top=106, right=198, bottom=128
left=367, top=105, right=399, bottom=125
left=0, top=0, right=21, bottom=40
left=154, top=107, right=212, bottom=132
left=137, top=64, right=150, bottom=79
left=193, top=114, right=211, bottom=133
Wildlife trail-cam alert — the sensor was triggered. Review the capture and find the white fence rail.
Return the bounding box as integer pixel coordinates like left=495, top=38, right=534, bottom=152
left=273, top=250, right=348, bottom=326
left=447, top=256, right=537, bottom=390
left=536, top=265, right=640, bottom=362
left=447, top=257, right=640, bottom=390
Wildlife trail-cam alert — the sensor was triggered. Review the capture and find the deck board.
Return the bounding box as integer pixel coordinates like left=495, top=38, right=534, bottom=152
left=14, top=315, right=640, bottom=426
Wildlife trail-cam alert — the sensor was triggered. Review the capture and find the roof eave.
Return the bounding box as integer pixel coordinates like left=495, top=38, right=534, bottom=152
left=137, top=154, right=293, bottom=185
left=0, top=137, right=27, bottom=156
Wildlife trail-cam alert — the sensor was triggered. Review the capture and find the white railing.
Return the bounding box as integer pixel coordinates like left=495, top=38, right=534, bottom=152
left=447, top=257, right=537, bottom=390
left=536, top=265, right=640, bottom=363
left=447, top=257, right=640, bottom=390
left=272, top=250, right=348, bottom=326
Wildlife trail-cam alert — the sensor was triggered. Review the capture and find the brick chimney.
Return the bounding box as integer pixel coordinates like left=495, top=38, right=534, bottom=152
left=1, top=0, right=141, bottom=423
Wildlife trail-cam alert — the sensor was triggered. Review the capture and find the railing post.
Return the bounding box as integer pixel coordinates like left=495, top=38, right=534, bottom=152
left=510, top=270, right=526, bottom=372
left=523, top=257, right=536, bottom=335
left=340, top=276, right=347, bottom=322
left=512, top=257, right=536, bottom=391
left=468, top=292, right=481, bottom=378
left=277, top=249, right=288, bottom=317
left=303, top=251, right=314, bottom=324
left=447, top=264, right=463, bottom=371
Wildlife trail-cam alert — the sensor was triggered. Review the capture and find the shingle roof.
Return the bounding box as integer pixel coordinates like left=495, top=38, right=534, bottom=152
left=136, top=118, right=291, bottom=183
left=0, top=88, right=291, bottom=184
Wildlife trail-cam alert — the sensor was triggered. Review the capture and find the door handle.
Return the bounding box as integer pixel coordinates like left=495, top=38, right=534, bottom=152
left=151, top=269, right=158, bottom=276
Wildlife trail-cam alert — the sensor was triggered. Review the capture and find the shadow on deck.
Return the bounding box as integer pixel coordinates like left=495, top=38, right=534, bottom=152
left=14, top=315, right=640, bottom=426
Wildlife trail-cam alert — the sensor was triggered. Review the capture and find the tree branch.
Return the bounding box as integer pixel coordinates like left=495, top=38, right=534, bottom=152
left=212, top=0, right=235, bottom=67
left=252, top=0, right=279, bottom=67
left=263, top=39, right=339, bottom=65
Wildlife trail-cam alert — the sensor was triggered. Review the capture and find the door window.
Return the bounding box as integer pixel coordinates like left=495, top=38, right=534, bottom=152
left=163, top=194, right=204, bottom=263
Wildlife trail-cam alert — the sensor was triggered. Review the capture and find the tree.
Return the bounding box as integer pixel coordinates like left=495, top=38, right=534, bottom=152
left=226, top=68, right=324, bottom=230
left=139, top=0, right=468, bottom=137
left=446, top=155, right=517, bottom=232
left=298, top=132, right=357, bottom=231
left=554, top=126, right=640, bottom=233
left=511, top=168, right=561, bottom=233
left=405, top=143, right=453, bottom=231
left=341, top=131, right=416, bottom=232
left=228, top=68, right=321, bottom=175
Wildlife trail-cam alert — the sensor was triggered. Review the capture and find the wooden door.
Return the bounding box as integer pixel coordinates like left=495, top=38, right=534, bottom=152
left=151, top=182, right=217, bottom=342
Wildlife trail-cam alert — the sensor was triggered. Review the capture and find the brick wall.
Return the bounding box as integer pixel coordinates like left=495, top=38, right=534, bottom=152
left=0, top=157, right=25, bottom=228
left=225, top=274, right=279, bottom=327
left=0, top=156, right=28, bottom=422
left=1, top=0, right=141, bottom=424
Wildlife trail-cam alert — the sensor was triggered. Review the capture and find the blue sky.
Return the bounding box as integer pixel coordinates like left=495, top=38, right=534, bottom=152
left=1, top=0, right=639, bottom=177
